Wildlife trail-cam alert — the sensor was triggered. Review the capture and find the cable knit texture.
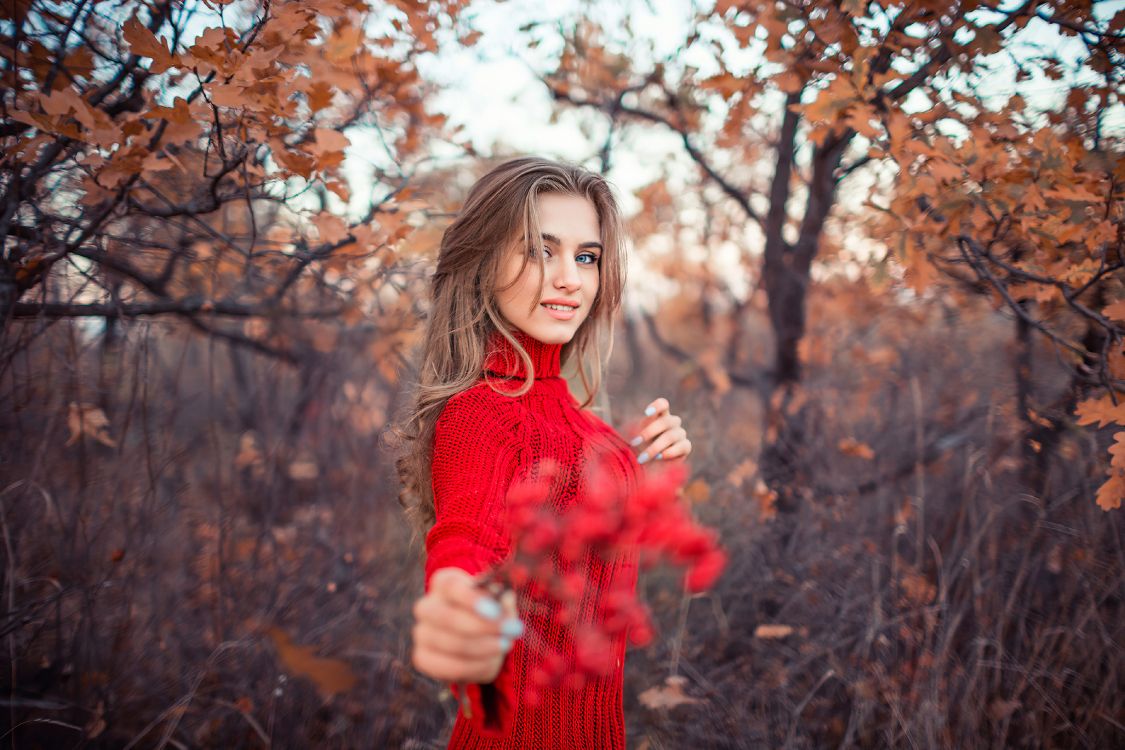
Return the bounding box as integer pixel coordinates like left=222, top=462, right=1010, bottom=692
left=425, top=328, right=641, bottom=749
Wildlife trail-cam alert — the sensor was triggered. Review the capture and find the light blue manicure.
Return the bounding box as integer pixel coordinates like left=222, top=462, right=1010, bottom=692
left=638, top=451, right=650, bottom=464
left=656, top=453, right=663, bottom=460
left=475, top=597, right=501, bottom=620
left=501, top=618, right=524, bottom=638
left=630, top=436, right=643, bottom=447
left=499, top=636, right=512, bottom=652
left=644, top=406, right=656, bottom=417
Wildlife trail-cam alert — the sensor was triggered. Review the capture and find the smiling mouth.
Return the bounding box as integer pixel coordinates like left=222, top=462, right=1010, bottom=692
left=540, top=302, right=579, bottom=321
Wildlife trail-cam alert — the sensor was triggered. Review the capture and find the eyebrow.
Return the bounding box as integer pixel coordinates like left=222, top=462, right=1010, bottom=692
left=541, top=233, right=603, bottom=252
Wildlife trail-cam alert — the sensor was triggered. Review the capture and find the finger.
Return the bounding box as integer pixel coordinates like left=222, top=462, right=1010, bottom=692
left=630, top=414, right=682, bottom=449
left=495, top=588, right=525, bottom=642
left=430, top=566, right=476, bottom=600
left=657, top=437, right=692, bottom=460
left=419, top=595, right=507, bottom=640
left=430, top=582, right=524, bottom=644
left=499, top=588, right=518, bottom=620
left=626, top=399, right=671, bottom=441
left=630, top=414, right=680, bottom=447
left=412, top=644, right=503, bottom=683
left=414, top=621, right=509, bottom=662
left=646, top=427, right=687, bottom=459
left=642, top=397, right=670, bottom=419
left=431, top=568, right=505, bottom=630
left=637, top=427, right=687, bottom=464
left=420, top=592, right=501, bottom=642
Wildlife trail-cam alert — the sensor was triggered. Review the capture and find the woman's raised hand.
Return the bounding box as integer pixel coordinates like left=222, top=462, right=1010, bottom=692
left=628, top=397, right=692, bottom=465
left=411, top=567, right=523, bottom=684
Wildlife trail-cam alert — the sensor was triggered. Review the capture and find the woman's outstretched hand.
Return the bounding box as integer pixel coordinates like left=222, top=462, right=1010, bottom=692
left=628, top=397, right=692, bottom=465
left=411, top=567, right=523, bottom=684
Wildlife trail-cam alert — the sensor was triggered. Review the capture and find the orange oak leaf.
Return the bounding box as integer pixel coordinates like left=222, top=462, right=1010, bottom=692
left=838, top=437, right=875, bottom=460
left=1095, top=431, right=1125, bottom=511
left=123, top=17, right=180, bottom=74
left=1045, top=184, right=1104, bottom=203
left=9, top=109, right=82, bottom=140
left=1102, top=300, right=1125, bottom=322
left=752, top=479, right=778, bottom=522
left=64, top=46, right=95, bottom=78
left=1022, top=182, right=1048, bottom=213
left=773, top=70, right=804, bottom=94
left=142, top=97, right=201, bottom=145
left=682, top=479, right=711, bottom=504
left=66, top=402, right=117, bottom=448
left=306, top=80, right=335, bottom=112
left=845, top=103, right=881, bottom=139
left=313, top=212, right=349, bottom=244
left=1075, top=396, right=1125, bottom=429
left=310, top=128, right=350, bottom=171
left=268, top=627, right=357, bottom=698
left=638, top=675, right=701, bottom=711
left=926, top=158, right=962, bottom=182
left=1096, top=470, right=1124, bottom=512
left=726, top=459, right=757, bottom=488
left=270, top=138, right=315, bottom=178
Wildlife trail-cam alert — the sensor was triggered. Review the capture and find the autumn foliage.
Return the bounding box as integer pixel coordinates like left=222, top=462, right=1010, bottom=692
left=4, top=0, right=469, bottom=361
left=544, top=0, right=1123, bottom=510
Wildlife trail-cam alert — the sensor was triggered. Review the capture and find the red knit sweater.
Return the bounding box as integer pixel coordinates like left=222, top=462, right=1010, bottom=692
left=424, top=328, right=642, bottom=749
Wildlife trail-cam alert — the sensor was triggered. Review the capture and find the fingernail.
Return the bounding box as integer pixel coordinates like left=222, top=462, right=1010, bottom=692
left=638, top=452, right=649, bottom=464
left=644, top=406, right=656, bottom=417
left=499, top=636, right=512, bottom=652
left=475, top=598, right=502, bottom=620
left=630, top=436, right=643, bottom=447
left=500, top=618, right=525, bottom=638
left=655, top=453, right=663, bottom=460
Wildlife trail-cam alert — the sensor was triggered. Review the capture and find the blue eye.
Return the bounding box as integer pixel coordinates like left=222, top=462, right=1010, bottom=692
left=577, top=252, right=599, bottom=265
left=529, top=246, right=551, bottom=258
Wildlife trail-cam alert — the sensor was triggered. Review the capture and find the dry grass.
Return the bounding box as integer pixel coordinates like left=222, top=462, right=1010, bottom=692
left=1, top=298, right=1121, bottom=749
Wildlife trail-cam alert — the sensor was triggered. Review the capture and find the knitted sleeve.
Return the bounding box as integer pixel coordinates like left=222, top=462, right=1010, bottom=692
left=424, top=387, right=525, bottom=738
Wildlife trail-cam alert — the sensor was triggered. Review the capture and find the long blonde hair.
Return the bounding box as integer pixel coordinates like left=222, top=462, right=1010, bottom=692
left=393, top=156, right=628, bottom=536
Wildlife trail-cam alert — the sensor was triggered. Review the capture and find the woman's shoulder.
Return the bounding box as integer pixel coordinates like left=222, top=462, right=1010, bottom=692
left=432, top=383, right=530, bottom=467
left=436, top=381, right=524, bottom=433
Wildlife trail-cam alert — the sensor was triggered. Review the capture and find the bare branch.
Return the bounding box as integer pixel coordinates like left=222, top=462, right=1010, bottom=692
left=10, top=299, right=344, bottom=319
left=544, top=81, right=766, bottom=230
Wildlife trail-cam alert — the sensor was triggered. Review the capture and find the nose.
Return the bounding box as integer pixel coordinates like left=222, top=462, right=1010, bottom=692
left=552, top=253, right=581, bottom=292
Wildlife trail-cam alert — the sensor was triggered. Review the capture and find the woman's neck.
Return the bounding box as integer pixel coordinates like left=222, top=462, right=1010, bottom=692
left=483, top=328, right=562, bottom=379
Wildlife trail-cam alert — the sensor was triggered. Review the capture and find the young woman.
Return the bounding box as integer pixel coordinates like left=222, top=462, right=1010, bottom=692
left=396, top=156, right=692, bottom=748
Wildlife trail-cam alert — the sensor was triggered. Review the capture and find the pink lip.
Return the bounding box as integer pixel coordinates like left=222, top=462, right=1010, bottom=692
left=541, top=302, right=577, bottom=320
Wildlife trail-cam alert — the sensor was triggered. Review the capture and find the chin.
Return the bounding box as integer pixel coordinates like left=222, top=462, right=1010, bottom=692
left=518, top=318, right=588, bottom=346
left=525, top=327, right=575, bottom=345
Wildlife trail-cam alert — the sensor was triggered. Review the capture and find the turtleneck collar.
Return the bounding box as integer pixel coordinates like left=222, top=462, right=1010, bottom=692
left=483, top=328, right=562, bottom=380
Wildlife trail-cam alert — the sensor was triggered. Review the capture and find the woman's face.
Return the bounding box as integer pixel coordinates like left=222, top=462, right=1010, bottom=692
left=495, top=192, right=602, bottom=345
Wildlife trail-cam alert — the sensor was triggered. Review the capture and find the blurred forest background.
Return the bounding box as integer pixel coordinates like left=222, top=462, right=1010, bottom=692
left=1, top=0, right=1123, bottom=747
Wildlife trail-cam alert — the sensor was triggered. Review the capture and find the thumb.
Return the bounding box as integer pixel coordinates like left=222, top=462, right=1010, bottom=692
left=500, top=587, right=518, bottom=619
